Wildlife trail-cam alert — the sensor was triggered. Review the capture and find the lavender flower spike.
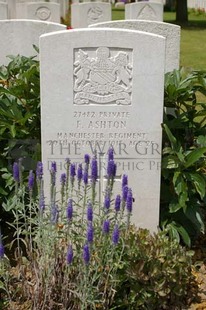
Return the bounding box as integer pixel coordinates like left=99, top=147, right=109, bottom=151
left=83, top=244, right=90, bottom=265
left=84, top=154, right=90, bottom=165
left=112, top=224, right=120, bottom=245
left=66, top=245, right=73, bottom=265
left=91, top=156, right=98, bottom=183
left=102, top=220, right=110, bottom=234
left=108, top=147, right=114, bottom=161
left=87, top=202, right=93, bottom=222
left=122, top=185, right=129, bottom=201
left=0, top=241, right=4, bottom=258
left=36, top=161, right=43, bottom=180
left=122, top=174, right=128, bottom=189
left=66, top=199, right=73, bottom=220
left=104, top=194, right=110, bottom=210
left=126, top=188, right=133, bottom=213
left=13, top=162, right=19, bottom=183
left=60, top=173, right=66, bottom=186
left=51, top=161, right=57, bottom=173
left=28, top=170, right=35, bottom=191
left=87, top=223, right=94, bottom=243
left=107, top=160, right=116, bottom=178
left=115, top=195, right=121, bottom=212
left=83, top=168, right=88, bottom=185
left=77, top=164, right=83, bottom=182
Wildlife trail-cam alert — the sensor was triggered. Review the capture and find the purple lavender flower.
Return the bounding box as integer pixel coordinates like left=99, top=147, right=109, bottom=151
left=91, top=156, right=98, bottom=183
left=104, top=194, right=110, bottom=210
left=70, top=163, right=76, bottom=177
left=77, top=164, right=83, bottom=182
left=50, top=162, right=56, bottom=186
left=122, top=185, right=129, bottom=201
left=60, top=173, right=66, bottom=186
left=83, top=168, right=88, bottom=185
left=126, top=188, right=133, bottom=213
left=0, top=241, right=4, bottom=258
left=13, top=162, right=19, bottom=182
left=83, top=244, right=90, bottom=264
left=51, top=161, right=57, bottom=173
left=107, top=160, right=116, bottom=178
left=51, top=204, right=59, bottom=224
left=66, top=199, right=73, bottom=220
left=108, top=147, right=114, bottom=161
left=87, top=202, right=93, bottom=222
left=28, top=170, right=35, bottom=191
left=122, top=174, right=128, bottom=189
left=36, top=161, right=43, bottom=180
left=39, top=193, right=45, bottom=212
left=112, top=225, right=119, bottom=245
left=87, top=223, right=94, bottom=243
left=102, top=220, right=110, bottom=234
left=66, top=245, right=73, bottom=265
left=84, top=154, right=90, bottom=165
left=115, top=195, right=121, bottom=212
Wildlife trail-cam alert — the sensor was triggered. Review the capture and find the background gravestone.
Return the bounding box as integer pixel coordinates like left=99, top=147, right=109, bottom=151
left=90, top=20, right=180, bottom=73
left=125, top=2, right=164, bottom=21
left=0, top=2, right=8, bottom=19
left=16, top=2, right=61, bottom=22
left=71, top=2, right=111, bottom=28
left=0, top=20, right=66, bottom=65
left=40, top=28, right=166, bottom=232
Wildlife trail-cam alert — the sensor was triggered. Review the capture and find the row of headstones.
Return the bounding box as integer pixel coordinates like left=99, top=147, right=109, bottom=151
left=0, top=0, right=68, bottom=22
left=0, top=18, right=180, bottom=232
left=0, top=0, right=164, bottom=27
left=72, top=1, right=164, bottom=28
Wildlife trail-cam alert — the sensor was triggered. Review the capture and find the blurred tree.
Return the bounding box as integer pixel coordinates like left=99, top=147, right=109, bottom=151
left=176, top=0, right=188, bottom=22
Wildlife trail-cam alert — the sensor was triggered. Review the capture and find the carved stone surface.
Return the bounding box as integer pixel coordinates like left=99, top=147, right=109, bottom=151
left=71, top=2, right=111, bottom=28
left=89, top=20, right=180, bottom=73
left=40, top=28, right=166, bottom=232
left=36, top=6, right=51, bottom=20
left=73, top=47, right=132, bottom=105
left=16, top=2, right=60, bottom=23
left=125, top=2, right=163, bottom=21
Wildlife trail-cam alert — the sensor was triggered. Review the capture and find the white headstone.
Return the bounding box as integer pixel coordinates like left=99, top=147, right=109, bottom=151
left=90, top=20, right=180, bottom=73
left=16, top=2, right=61, bottom=23
left=0, top=20, right=66, bottom=65
left=125, top=2, right=164, bottom=21
left=40, top=28, right=166, bottom=232
left=0, top=2, right=8, bottom=19
left=71, top=3, right=111, bottom=28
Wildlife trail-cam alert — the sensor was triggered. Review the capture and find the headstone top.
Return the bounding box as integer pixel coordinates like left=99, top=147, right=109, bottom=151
left=89, top=20, right=180, bottom=72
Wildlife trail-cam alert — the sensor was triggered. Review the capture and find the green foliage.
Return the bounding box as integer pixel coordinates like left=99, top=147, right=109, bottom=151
left=0, top=54, right=40, bottom=203
left=112, top=227, right=198, bottom=309
left=161, top=69, right=206, bottom=246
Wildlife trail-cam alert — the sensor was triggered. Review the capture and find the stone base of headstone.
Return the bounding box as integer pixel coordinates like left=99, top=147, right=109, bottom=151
left=0, top=2, right=8, bottom=19
left=16, top=2, right=61, bottom=23
left=125, top=2, right=163, bottom=21
left=71, top=2, right=111, bottom=28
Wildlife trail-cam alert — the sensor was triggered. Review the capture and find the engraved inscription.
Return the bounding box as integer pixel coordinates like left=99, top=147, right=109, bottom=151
left=36, top=7, right=51, bottom=20
left=73, top=47, right=132, bottom=105
left=87, top=7, right=103, bottom=25
left=137, top=5, right=157, bottom=21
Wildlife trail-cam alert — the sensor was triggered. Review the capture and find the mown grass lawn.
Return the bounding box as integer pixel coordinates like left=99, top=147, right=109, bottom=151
left=112, top=9, right=206, bottom=70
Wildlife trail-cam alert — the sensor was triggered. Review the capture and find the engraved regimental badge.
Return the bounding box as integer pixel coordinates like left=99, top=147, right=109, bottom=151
left=73, top=47, right=132, bottom=105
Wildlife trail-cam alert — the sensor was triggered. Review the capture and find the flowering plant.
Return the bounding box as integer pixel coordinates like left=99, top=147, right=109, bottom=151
left=0, top=148, right=133, bottom=309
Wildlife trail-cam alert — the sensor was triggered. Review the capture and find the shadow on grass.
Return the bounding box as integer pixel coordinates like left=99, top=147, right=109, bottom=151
left=164, top=19, right=206, bottom=29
